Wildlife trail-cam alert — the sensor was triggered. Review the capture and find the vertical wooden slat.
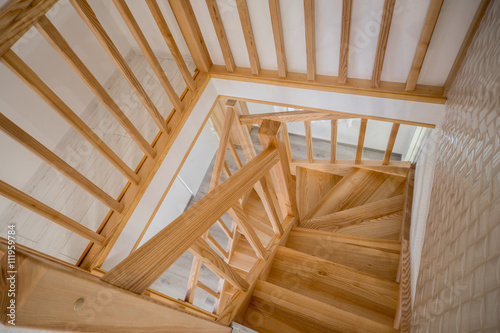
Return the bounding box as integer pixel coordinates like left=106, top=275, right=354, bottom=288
left=113, top=0, right=183, bottom=112
left=236, top=0, right=260, bottom=75
left=216, top=219, right=232, bottom=239
left=269, top=0, right=287, bottom=78
left=330, top=119, right=337, bottom=163
left=304, top=121, right=313, bottom=162
left=184, top=254, right=202, bottom=303
left=70, top=0, right=168, bottom=133
left=189, top=238, right=249, bottom=291
left=259, top=176, right=284, bottom=236
left=383, top=123, right=400, bottom=165
left=355, top=119, right=368, bottom=164
left=0, top=180, right=104, bottom=244
left=282, top=123, right=293, bottom=162
left=371, top=0, right=396, bottom=88
left=210, top=108, right=235, bottom=190
left=207, top=233, right=229, bottom=259
left=230, top=203, right=268, bottom=260
left=168, top=0, right=212, bottom=72
left=338, top=0, right=352, bottom=84
left=146, top=0, right=196, bottom=91
left=197, top=281, right=220, bottom=299
left=0, top=50, right=139, bottom=184
left=0, top=113, right=123, bottom=213
left=444, top=0, right=490, bottom=95
left=304, top=0, right=315, bottom=81
left=405, top=0, right=444, bottom=91
left=205, top=0, right=235, bottom=72
left=228, top=139, right=243, bottom=169
left=34, top=15, right=156, bottom=159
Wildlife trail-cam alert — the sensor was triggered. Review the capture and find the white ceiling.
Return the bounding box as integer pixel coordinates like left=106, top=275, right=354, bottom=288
left=191, top=0, right=481, bottom=85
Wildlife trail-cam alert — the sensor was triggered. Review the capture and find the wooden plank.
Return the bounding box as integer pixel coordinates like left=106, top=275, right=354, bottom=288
left=444, top=0, right=491, bottom=95
left=355, top=118, right=368, bottom=163
left=304, top=120, right=313, bottom=162
left=0, top=0, right=58, bottom=57
left=78, top=72, right=212, bottom=270
left=394, top=239, right=411, bottom=331
left=207, top=233, right=228, bottom=259
left=400, top=165, right=414, bottom=242
left=216, top=219, right=232, bottom=239
left=371, top=0, right=396, bottom=88
left=0, top=240, right=230, bottom=332
left=34, top=15, right=155, bottom=159
left=331, top=212, right=402, bottom=241
left=268, top=0, right=287, bottom=78
left=239, top=110, right=349, bottom=125
left=269, top=246, right=399, bottom=321
left=168, top=0, right=212, bottom=72
left=227, top=140, right=243, bottom=169
left=383, top=123, right=400, bottom=165
left=290, top=159, right=411, bottom=178
left=304, top=0, right=315, bottom=80
left=0, top=113, right=123, bottom=213
left=210, top=106, right=235, bottom=191
left=146, top=0, right=196, bottom=90
left=258, top=120, right=299, bottom=217
left=296, top=166, right=342, bottom=221
left=252, top=280, right=398, bottom=333
left=71, top=0, right=169, bottom=133
left=236, top=0, right=260, bottom=75
left=330, top=119, right=337, bottom=163
left=0, top=180, right=104, bottom=244
left=113, top=0, right=183, bottom=112
left=189, top=239, right=249, bottom=291
left=228, top=100, right=257, bottom=161
left=101, top=148, right=278, bottom=293
left=1, top=50, right=140, bottom=184
left=302, top=194, right=405, bottom=231
left=230, top=203, right=268, bottom=260
left=237, top=100, right=253, bottom=132
left=205, top=0, right=235, bottom=72
left=211, top=66, right=446, bottom=104
left=405, top=0, right=444, bottom=91
left=197, top=281, right=220, bottom=299
left=338, top=0, right=352, bottom=84
left=185, top=255, right=203, bottom=303
left=282, top=123, right=292, bottom=162
left=258, top=176, right=283, bottom=236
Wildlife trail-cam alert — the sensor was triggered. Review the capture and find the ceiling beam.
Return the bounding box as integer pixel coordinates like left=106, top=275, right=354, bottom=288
left=206, top=0, right=235, bottom=72
left=269, top=0, right=287, bottom=78
left=371, top=0, right=396, bottom=88
left=304, top=0, right=315, bottom=81
left=405, top=0, right=444, bottom=91
left=338, top=0, right=352, bottom=84
left=444, top=0, right=491, bottom=96
left=210, top=65, right=446, bottom=104
left=236, top=0, right=260, bottom=75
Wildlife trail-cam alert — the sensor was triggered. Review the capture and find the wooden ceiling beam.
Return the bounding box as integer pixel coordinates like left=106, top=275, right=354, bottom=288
left=269, top=0, right=287, bottom=78
left=405, top=0, right=444, bottom=91
left=236, top=0, right=260, bottom=75
left=304, top=0, right=315, bottom=81
left=338, top=0, right=352, bottom=84
left=444, top=0, right=491, bottom=95
left=206, top=0, right=235, bottom=72
left=371, top=0, right=396, bottom=88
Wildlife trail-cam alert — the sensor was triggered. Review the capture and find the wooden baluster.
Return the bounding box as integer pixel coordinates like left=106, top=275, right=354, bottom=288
left=304, top=0, right=315, bottom=80
left=230, top=203, right=268, bottom=260
left=205, top=0, right=235, bottom=72
left=236, top=0, right=260, bottom=75
left=355, top=118, right=368, bottom=164
left=383, top=123, right=400, bottom=165
left=331, top=119, right=337, bottom=163
left=269, top=0, right=287, bottom=78
left=304, top=120, right=313, bottom=162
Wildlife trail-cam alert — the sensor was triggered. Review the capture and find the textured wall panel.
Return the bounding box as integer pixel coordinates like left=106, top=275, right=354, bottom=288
left=412, top=1, right=500, bottom=332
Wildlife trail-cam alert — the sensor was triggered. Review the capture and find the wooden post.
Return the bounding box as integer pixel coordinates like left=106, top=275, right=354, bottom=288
left=258, top=120, right=299, bottom=217
left=0, top=239, right=230, bottom=332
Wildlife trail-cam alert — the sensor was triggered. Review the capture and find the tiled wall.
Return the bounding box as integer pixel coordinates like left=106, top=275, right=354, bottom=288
left=412, top=1, right=500, bottom=332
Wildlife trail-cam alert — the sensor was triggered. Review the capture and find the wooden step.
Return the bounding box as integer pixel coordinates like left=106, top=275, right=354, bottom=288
left=229, top=236, right=258, bottom=273
left=300, top=168, right=390, bottom=222
left=266, top=246, right=399, bottom=326
left=286, top=228, right=400, bottom=280
left=296, top=166, right=342, bottom=220
left=333, top=211, right=403, bottom=240
left=241, top=280, right=398, bottom=333
left=302, top=194, right=404, bottom=233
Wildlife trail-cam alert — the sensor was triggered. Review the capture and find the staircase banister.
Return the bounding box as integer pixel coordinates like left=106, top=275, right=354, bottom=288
left=101, top=147, right=280, bottom=294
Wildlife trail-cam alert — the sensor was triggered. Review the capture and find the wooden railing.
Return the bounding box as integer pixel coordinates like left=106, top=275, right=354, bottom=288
left=0, top=0, right=211, bottom=272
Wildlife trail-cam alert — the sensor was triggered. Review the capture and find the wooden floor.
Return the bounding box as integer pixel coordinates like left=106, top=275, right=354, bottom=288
left=0, top=51, right=195, bottom=266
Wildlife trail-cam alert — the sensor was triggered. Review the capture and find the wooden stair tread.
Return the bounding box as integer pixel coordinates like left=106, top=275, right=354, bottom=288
left=241, top=280, right=398, bottom=333
left=266, top=246, right=398, bottom=325
left=301, top=194, right=405, bottom=233
left=296, top=166, right=342, bottom=220
left=229, top=236, right=258, bottom=273
left=333, top=211, right=403, bottom=240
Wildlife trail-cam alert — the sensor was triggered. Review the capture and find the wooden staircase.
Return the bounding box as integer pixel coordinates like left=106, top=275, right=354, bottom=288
left=234, top=166, right=409, bottom=332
